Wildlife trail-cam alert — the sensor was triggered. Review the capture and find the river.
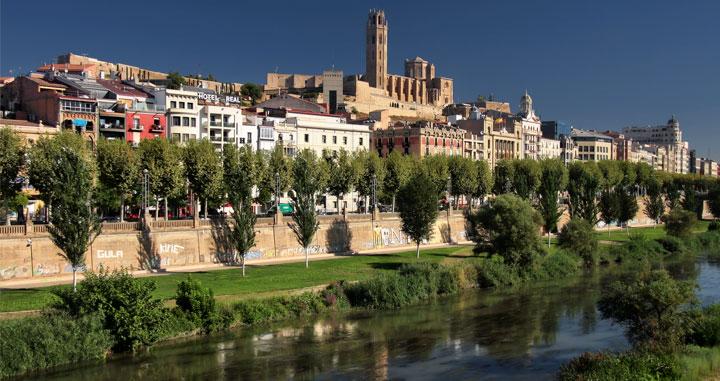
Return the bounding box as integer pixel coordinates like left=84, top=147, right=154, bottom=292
left=21, top=259, right=720, bottom=381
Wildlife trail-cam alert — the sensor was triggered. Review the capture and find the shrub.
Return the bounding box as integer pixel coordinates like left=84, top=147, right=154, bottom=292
left=175, top=277, right=229, bottom=332
left=476, top=255, right=521, bottom=288
left=233, top=293, right=326, bottom=325
left=321, top=281, right=350, bottom=309
left=664, top=208, right=697, bottom=239
left=699, top=231, right=720, bottom=258
left=537, top=250, right=580, bottom=280
left=656, top=235, right=690, bottom=256
left=0, top=312, right=112, bottom=378
left=614, top=233, right=666, bottom=264
left=52, top=268, right=166, bottom=352
left=688, top=304, right=720, bottom=347
left=558, top=219, right=598, bottom=267
left=598, top=270, right=696, bottom=351
left=708, top=220, right=720, bottom=232
left=558, top=351, right=680, bottom=381
left=467, top=194, right=545, bottom=269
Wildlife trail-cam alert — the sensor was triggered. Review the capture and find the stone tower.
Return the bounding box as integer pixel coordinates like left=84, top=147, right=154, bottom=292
left=366, top=9, right=388, bottom=90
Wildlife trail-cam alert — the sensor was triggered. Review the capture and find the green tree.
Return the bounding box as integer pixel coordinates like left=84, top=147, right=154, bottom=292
left=664, top=208, right=696, bottom=239
left=138, top=138, right=184, bottom=221
left=325, top=149, right=356, bottom=213
left=493, top=159, right=514, bottom=195
left=397, top=170, right=439, bottom=258
left=268, top=143, right=292, bottom=208
left=644, top=176, right=666, bottom=225
left=0, top=128, right=24, bottom=225
left=598, top=189, right=618, bottom=235
left=47, top=148, right=101, bottom=291
left=183, top=139, right=223, bottom=219
left=166, top=71, right=186, bottom=90
left=383, top=150, right=411, bottom=212
left=448, top=156, right=478, bottom=209
left=558, top=219, right=598, bottom=267
left=665, top=176, right=683, bottom=210
left=223, top=145, right=256, bottom=276
left=598, top=270, right=696, bottom=350
left=240, top=83, right=263, bottom=104
left=289, top=149, right=323, bottom=268
left=468, top=194, right=545, bottom=270
left=355, top=151, right=385, bottom=212
left=28, top=132, right=92, bottom=222
left=96, top=139, right=139, bottom=222
left=422, top=154, right=450, bottom=197
left=567, top=162, right=602, bottom=223
left=472, top=160, right=493, bottom=208
left=511, top=159, right=541, bottom=200
left=537, top=159, right=568, bottom=245
left=616, top=185, right=639, bottom=234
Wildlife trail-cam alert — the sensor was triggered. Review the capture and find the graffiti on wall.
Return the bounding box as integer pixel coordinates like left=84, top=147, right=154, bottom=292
left=246, top=251, right=263, bottom=260
left=286, top=245, right=328, bottom=256
left=0, top=265, right=30, bottom=279
left=97, top=250, right=124, bottom=259
left=33, top=263, right=78, bottom=276
left=374, top=227, right=411, bottom=248
left=159, top=243, right=185, bottom=254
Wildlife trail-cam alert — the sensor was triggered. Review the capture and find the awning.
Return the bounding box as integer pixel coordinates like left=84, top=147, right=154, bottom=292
left=73, top=118, right=88, bottom=127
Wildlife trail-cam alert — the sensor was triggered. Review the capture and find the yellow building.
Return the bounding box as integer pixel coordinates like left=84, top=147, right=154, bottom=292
left=571, top=129, right=615, bottom=161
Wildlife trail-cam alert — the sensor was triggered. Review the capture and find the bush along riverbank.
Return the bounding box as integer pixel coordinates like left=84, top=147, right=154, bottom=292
left=558, top=223, right=720, bottom=381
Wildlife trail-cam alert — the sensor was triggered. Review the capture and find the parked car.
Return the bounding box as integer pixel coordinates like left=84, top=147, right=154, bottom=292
left=101, top=216, right=121, bottom=223
left=265, top=203, right=295, bottom=217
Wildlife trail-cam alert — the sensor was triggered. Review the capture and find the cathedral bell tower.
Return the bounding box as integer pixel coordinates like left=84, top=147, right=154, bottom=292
left=366, top=9, right=388, bottom=90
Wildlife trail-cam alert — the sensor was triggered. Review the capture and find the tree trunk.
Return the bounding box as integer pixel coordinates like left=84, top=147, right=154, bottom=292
left=120, top=196, right=125, bottom=223
left=305, top=246, right=309, bottom=268
left=416, top=242, right=420, bottom=258
left=392, top=195, right=396, bottom=213
left=155, top=200, right=159, bottom=221
left=164, top=198, right=168, bottom=221
left=548, top=230, right=551, bottom=248
left=204, top=199, right=208, bottom=220
left=72, top=268, right=77, bottom=292
left=241, top=254, right=246, bottom=277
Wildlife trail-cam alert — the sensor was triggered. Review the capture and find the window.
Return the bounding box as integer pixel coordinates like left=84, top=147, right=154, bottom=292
left=191, top=118, right=196, bottom=127
left=343, top=136, right=348, bottom=145
left=238, top=138, right=245, bottom=144
left=333, top=136, right=337, bottom=144
left=187, top=103, right=194, bottom=110
left=260, top=127, right=273, bottom=139
left=133, top=118, right=140, bottom=129
left=247, top=132, right=252, bottom=142
left=290, top=134, right=294, bottom=141
left=61, top=100, right=94, bottom=113
left=153, top=117, right=160, bottom=126
left=322, top=135, right=327, bottom=143
left=182, top=117, right=189, bottom=126
left=359, top=137, right=364, bottom=146
left=172, top=116, right=181, bottom=126
left=170, top=101, right=177, bottom=108
left=279, top=133, right=283, bottom=141
left=179, top=102, right=185, bottom=109
left=304, top=134, right=309, bottom=143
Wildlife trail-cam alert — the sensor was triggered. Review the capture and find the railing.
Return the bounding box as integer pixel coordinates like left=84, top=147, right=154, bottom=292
left=33, top=224, right=48, bottom=233
left=381, top=212, right=401, bottom=220
left=223, top=122, right=235, bottom=128
left=0, top=225, right=25, bottom=236
left=210, top=121, right=223, bottom=127
left=102, top=222, right=141, bottom=232
left=150, top=124, right=164, bottom=132
left=151, top=219, right=194, bottom=229
left=130, top=124, right=144, bottom=131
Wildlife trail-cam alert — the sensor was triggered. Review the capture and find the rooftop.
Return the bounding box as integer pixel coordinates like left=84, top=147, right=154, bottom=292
left=97, top=79, right=150, bottom=98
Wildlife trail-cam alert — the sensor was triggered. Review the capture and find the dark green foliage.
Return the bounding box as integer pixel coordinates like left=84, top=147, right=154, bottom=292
left=448, top=156, right=478, bottom=207
left=240, top=83, right=263, bottom=104
left=320, top=281, right=351, bottom=309
left=166, top=71, right=186, bottom=89
left=47, top=146, right=101, bottom=290
left=511, top=159, right=540, bottom=200
left=655, top=235, right=690, bottom=256
left=0, top=312, right=112, bottom=379
left=536, top=250, right=580, bottom=280
left=52, top=269, right=166, bottom=352
left=397, top=170, right=439, bottom=257
left=598, top=270, right=696, bottom=350
left=558, top=351, right=680, bottom=381
left=614, top=234, right=667, bottom=264
left=183, top=139, right=223, bottom=218
left=344, top=263, right=462, bottom=309
left=290, top=150, right=324, bottom=267
left=232, top=293, right=326, bottom=325
left=644, top=176, right=666, bottom=224
left=688, top=304, right=720, bottom=347
left=326, top=149, right=357, bottom=208
left=708, top=221, right=720, bottom=232
left=475, top=255, right=521, bottom=288
left=664, top=208, right=697, bottom=239
left=598, top=189, right=618, bottom=228
left=537, top=159, right=568, bottom=234
left=492, top=159, right=514, bottom=195
left=472, top=160, right=493, bottom=202
left=567, top=161, right=602, bottom=223
left=467, top=194, right=545, bottom=269
left=96, top=138, right=139, bottom=221
left=558, top=219, right=598, bottom=267
left=0, top=128, right=25, bottom=224
left=175, top=277, right=230, bottom=333
left=616, top=186, right=639, bottom=229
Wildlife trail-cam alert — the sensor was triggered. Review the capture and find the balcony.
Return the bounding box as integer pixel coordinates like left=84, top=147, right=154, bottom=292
left=130, top=124, right=144, bottom=132
left=223, top=122, right=235, bottom=128
left=210, top=121, right=223, bottom=127
left=151, top=124, right=164, bottom=132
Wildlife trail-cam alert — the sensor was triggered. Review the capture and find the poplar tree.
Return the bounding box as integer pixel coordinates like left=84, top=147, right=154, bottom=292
left=383, top=150, right=411, bottom=212
left=183, top=139, right=223, bottom=219
left=537, top=159, right=568, bottom=246
left=96, top=138, right=139, bottom=222
left=0, top=128, right=24, bottom=225
left=289, top=149, right=324, bottom=268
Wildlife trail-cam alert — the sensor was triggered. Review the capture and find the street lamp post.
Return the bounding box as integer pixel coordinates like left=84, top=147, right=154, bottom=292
left=447, top=175, right=452, bottom=211
left=371, top=174, right=377, bottom=215
left=447, top=175, right=453, bottom=244
left=142, top=169, right=149, bottom=219
left=274, top=172, right=281, bottom=223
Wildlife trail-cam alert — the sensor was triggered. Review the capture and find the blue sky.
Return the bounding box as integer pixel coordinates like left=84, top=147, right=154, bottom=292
left=2, top=0, right=719, bottom=159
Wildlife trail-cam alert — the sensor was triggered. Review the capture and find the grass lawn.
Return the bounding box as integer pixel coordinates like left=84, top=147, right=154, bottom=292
left=0, top=245, right=479, bottom=314
left=594, top=221, right=710, bottom=242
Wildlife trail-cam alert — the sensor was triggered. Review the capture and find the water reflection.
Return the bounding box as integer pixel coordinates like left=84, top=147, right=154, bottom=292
left=23, top=261, right=720, bottom=381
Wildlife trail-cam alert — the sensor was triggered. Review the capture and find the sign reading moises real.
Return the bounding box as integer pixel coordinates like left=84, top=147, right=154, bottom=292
left=197, top=92, right=241, bottom=104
